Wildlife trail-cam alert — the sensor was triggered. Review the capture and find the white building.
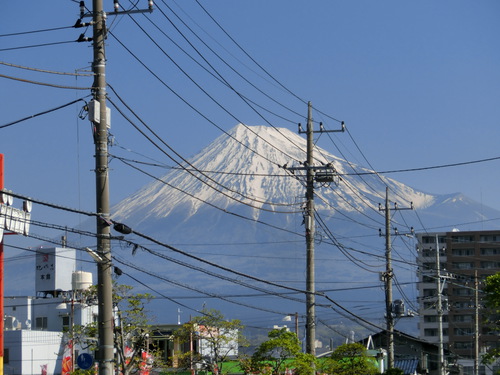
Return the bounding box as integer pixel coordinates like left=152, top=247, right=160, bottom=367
left=4, top=247, right=98, bottom=375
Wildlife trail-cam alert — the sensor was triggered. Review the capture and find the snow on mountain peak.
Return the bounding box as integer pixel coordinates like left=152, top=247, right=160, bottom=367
left=112, top=124, right=437, bottom=226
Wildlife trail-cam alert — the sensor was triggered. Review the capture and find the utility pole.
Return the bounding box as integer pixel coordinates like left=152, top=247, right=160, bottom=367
left=304, top=102, right=316, bottom=357
left=435, top=234, right=445, bottom=375
left=288, top=102, right=344, bottom=357
left=378, top=187, right=413, bottom=368
left=83, top=2, right=152, bottom=374
left=91, top=1, right=114, bottom=374
left=474, top=271, right=479, bottom=375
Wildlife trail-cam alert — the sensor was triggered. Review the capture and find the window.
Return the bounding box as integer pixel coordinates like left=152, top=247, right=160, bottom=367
left=422, top=262, right=436, bottom=271
left=453, top=288, right=473, bottom=296
left=424, top=328, right=447, bottom=337
left=422, top=236, right=435, bottom=244
left=424, top=302, right=435, bottom=309
left=421, top=236, right=446, bottom=244
left=480, top=235, right=500, bottom=242
left=454, top=301, right=472, bottom=309
left=454, top=327, right=473, bottom=336
left=455, top=342, right=474, bottom=350
left=452, top=262, right=474, bottom=270
left=453, top=314, right=473, bottom=322
left=35, top=317, right=48, bottom=330
left=424, top=328, right=438, bottom=337
left=451, top=235, right=474, bottom=243
left=62, top=316, right=70, bottom=330
left=423, top=315, right=447, bottom=323
left=451, top=248, right=474, bottom=256
left=480, top=248, right=500, bottom=255
left=424, top=289, right=437, bottom=297
left=422, top=275, right=434, bottom=283
left=481, top=261, right=500, bottom=269
left=4, top=349, right=8, bottom=364
left=424, top=315, right=437, bottom=323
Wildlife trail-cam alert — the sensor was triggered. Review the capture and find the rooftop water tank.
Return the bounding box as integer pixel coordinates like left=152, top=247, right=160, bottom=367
left=72, top=271, right=93, bottom=291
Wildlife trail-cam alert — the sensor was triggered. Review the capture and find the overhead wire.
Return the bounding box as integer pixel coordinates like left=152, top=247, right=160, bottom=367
left=0, top=40, right=78, bottom=52
left=314, top=211, right=385, bottom=272
left=106, top=91, right=302, bottom=211
left=0, top=61, right=94, bottom=76
left=0, top=25, right=76, bottom=38
left=114, top=256, right=299, bottom=316
left=105, top=33, right=302, bottom=167
left=0, top=73, right=93, bottom=90
left=154, top=0, right=308, bottom=129
left=0, top=97, right=90, bottom=129
left=110, top=14, right=306, bottom=164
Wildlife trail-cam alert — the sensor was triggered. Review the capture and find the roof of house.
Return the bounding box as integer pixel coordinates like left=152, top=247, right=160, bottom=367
left=394, top=358, right=419, bottom=375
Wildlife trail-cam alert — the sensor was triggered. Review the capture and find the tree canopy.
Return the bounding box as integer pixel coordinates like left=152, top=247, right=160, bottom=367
left=175, top=308, right=245, bottom=374
left=482, top=272, right=500, bottom=364
left=320, top=343, right=379, bottom=375
left=251, top=328, right=303, bottom=375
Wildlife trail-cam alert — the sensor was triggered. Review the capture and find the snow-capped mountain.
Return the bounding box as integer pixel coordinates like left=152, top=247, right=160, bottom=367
left=112, top=124, right=497, bottom=241
left=101, top=124, right=500, bottom=336
left=7, top=124, right=500, bottom=339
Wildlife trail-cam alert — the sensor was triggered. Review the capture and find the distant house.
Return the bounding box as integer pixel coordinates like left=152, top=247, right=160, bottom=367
left=149, top=323, right=239, bottom=370
left=358, top=330, right=460, bottom=375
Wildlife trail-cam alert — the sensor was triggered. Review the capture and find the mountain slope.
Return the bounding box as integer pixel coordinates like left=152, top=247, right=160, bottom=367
left=113, top=124, right=437, bottom=231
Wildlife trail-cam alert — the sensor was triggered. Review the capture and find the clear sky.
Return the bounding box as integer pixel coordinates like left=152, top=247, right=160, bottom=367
left=1, top=1, right=499, bottom=320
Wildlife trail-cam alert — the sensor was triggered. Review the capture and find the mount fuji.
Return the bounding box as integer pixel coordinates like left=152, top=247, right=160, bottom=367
left=103, top=124, right=500, bottom=335
left=8, top=124, right=500, bottom=342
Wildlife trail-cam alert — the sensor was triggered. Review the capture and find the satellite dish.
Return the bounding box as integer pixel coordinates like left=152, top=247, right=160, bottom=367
left=25, top=319, right=32, bottom=329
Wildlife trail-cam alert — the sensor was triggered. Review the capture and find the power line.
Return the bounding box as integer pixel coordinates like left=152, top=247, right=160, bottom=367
left=0, top=61, right=94, bottom=76
left=107, top=94, right=302, bottom=211
left=0, top=73, right=93, bottom=90
left=0, top=25, right=75, bottom=37
left=0, top=40, right=77, bottom=52
left=0, top=97, right=89, bottom=129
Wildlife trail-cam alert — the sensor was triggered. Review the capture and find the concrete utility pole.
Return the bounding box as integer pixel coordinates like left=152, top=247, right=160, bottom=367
left=84, top=2, right=152, bottom=373
left=435, top=235, right=445, bottom=375
left=474, top=271, right=479, bottom=375
left=379, top=187, right=413, bottom=368
left=383, top=188, right=394, bottom=369
left=304, top=102, right=316, bottom=356
left=289, top=102, right=344, bottom=356
left=91, top=1, right=114, bottom=374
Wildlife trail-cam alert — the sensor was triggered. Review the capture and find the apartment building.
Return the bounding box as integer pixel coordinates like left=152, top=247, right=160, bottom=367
left=416, top=230, right=500, bottom=375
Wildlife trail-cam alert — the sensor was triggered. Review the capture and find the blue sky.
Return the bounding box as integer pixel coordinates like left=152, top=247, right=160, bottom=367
left=1, top=1, right=500, bottom=317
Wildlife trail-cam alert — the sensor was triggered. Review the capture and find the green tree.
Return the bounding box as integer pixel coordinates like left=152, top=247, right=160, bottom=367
left=383, top=368, right=404, bottom=375
left=251, top=328, right=311, bottom=375
left=482, top=273, right=500, bottom=365
left=322, top=343, right=379, bottom=375
left=175, top=308, right=245, bottom=374
left=114, top=284, right=160, bottom=375
left=70, top=283, right=162, bottom=375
